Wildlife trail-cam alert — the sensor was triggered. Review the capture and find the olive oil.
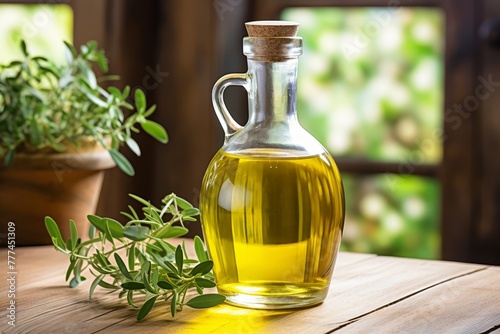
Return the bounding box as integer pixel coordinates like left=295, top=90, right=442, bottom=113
left=205, top=21, right=345, bottom=309
left=200, top=149, right=344, bottom=308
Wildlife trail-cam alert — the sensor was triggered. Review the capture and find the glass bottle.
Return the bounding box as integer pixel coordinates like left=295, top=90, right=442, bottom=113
left=200, top=21, right=345, bottom=309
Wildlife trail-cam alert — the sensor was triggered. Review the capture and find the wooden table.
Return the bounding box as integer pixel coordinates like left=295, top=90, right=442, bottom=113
left=1, top=241, right=499, bottom=333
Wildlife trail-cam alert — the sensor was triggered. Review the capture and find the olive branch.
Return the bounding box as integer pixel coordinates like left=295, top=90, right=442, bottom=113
left=45, top=193, right=225, bottom=320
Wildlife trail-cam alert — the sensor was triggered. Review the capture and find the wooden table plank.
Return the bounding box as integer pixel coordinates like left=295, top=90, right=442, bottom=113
left=1, top=245, right=374, bottom=333
left=332, top=267, right=500, bottom=334
left=258, top=256, right=487, bottom=333
left=1, top=244, right=498, bottom=334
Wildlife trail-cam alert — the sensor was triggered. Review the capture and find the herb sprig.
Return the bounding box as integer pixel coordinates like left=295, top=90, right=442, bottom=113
left=45, top=193, right=224, bottom=320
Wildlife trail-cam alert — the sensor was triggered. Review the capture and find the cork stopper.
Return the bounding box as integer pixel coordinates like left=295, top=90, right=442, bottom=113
left=243, top=21, right=302, bottom=61
left=245, top=21, right=299, bottom=38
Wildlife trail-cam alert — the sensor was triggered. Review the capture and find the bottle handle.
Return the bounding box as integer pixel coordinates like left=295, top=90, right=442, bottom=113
left=212, top=73, right=248, bottom=138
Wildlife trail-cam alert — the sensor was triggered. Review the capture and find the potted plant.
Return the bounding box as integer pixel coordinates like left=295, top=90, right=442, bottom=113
left=0, top=40, right=167, bottom=245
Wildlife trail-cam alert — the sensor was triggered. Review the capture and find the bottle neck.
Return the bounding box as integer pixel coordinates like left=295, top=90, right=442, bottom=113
left=247, top=59, right=298, bottom=124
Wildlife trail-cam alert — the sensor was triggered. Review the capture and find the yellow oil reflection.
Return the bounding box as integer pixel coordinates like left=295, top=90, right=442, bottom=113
left=173, top=303, right=294, bottom=334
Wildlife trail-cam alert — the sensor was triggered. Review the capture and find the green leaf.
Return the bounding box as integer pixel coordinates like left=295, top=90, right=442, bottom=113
left=69, top=275, right=87, bottom=288
left=66, top=258, right=77, bottom=281
left=142, top=272, right=157, bottom=294
left=185, top=294, right=225, bottom=309
left=122, top=85, right=131, bottom=99
left=90, top=263, right=112, bottom=275
left=128, top=244, right=136, bottom=271
left=128, top=194, right=155, bottom=209
left=128, top=205, right=139, bottom=219
left=114, top=253, right=133, bottom=280
left=149, top=238, right=176, bottom=255
left=97, top=55, right=108, bottom=72
left=164, top=260, right=180, bottom=275
left=182, top=240, right=188, bottom=260
left=87, top=215, right=113, bottom=240
left=150, top=252, right=171, bottom=272
left=29, top=119, right=43, bottom=146
left=143, top=105, right=157, bottom=117
left=123, top=225, right=150, bottom=241
left=195, top=277, right=216, bottom=288
left=31, top=55, right=47, bottom=62
left=190, top=261, right=213, bottom=276
left=140, top=262, right=155, bottom=294
left=109, top=149, right=135, bottom=176
left=175, top=245, right=183, bottom=273
left=50, top=142, right=67, bottom=153
left=3, top=150, right=15, bottom=166
left=107, top=86, right=122, bottom=99
left=87, top=215, right=124, bottom=239
left=146, top=207, right=163, bottom=225
left=123, top=101, right=134, bottom=110
left=87, top=215, right=105, bottom=232
left=154, top=226, right=189, bottom=239
left=146, top=243, right=163, bottom=253
left=20, top=40, right=28, bottom=57
left=137, top=296, right=158, bottom=321
left=182, top=208, right=200, bottom=217
left=28, top=87, right=46, bottom=102
left=98, top=279, right=118, bottom=290
left=151, top=267, right=159, bottom=287
left=82, top=89, right=108, bottom=107
left=175, top=196, right=193, bottom=210
left=63, top=40, right=77, bottom=62
left=69, top=220, right=78, bottom=250
left=126, top=137, right=141, bottom=156
left=73, top=248, right=88, bottom=286
left=121, top=282, right=145, bottom=290
left=135, top=248, right=148, bottom=264
left=69, top=278, right=78, bottom=288
left=120, top=211, right=135, bottom=221
left=59, top=74, right=73, bottom=88
left=106, top=218, right=124, bottom=237
left=194, top=236, right=208, bottom=262
left=127, top=290, right=137, bottom=308
left=66, top=238, right=73, bottom=252
left=94, top=249, right=113, bottom=270
left=88, top=224, right=96, bottom=239
left=78, top=62, right=97, bottom=89
left=134, top=89, right=146, bottom=114
left=89, top=274, right=104, bottom=300
left=104, top=221, right=115, bottom=246
left=7, top=60, right=22, bottom=66
left=183, top=259, right=199, bottom=265
left=157, top=280, right=173, bottom=290
left=140, top=261, right=151, bottom=277
left=45, top=216, right=66, bottom=250
left=141, top=120, right=168, bottom=144
left=38, top=62, right=58, bottom=77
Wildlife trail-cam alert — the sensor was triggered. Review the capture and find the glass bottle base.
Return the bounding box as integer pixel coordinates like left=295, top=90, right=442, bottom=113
left=218, top=282, right=329, bottom=309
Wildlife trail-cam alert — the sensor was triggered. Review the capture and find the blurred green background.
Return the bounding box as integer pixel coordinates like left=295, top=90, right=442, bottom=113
left=0, top=5, right=444, bottom=259
left=0, top=4, right=73, bottom=64
left=282, top=8, right=444, bottom=259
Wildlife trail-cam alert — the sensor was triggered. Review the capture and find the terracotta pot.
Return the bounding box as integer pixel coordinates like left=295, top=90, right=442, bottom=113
left=0, top=147, right=115, bottom=246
